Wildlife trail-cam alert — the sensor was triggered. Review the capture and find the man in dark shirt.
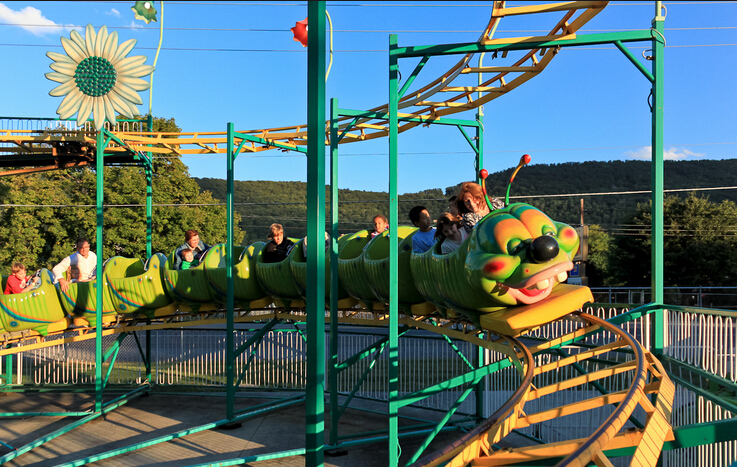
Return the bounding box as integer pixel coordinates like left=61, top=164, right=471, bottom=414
left=262, top=223, right=294, bottom=263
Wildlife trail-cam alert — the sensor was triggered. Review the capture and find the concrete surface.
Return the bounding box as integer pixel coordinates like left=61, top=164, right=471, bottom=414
left=0, top=390, right=515, bottom=466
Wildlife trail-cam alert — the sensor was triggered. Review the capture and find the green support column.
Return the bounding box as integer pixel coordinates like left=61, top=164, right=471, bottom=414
left=306, top=3, right=326, bottom=465
left=475, top=112, right=484, bottom=184
left=329, top=98, right=340, bottom=447
left=388, top=34, right=400, bottom=467
left=145, top=166, right=153, bottom=258
left=146, top=113, right=154, bottom=258
left=95, top=130, right=105, bottom=413
left=3, top=346, right=12, bottom=388
left=475, top=114, right=485, bottom=419
left=651, top=1, right=665, bottom=354
left=226, top=122, right=236, bottom=420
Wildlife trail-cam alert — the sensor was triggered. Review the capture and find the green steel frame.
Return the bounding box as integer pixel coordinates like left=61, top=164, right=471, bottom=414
left=7, top=3, right=733, bottom=466
left=382, top=2, right=671, bottom=465
left=0, top=118, right=157, bottom=464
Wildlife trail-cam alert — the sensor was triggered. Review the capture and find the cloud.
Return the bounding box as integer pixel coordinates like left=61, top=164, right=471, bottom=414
left=0, top=2, right=77, bottom=36
left=107, top=8, right=121, bottom=18
left=625, top=146, right=705, bottom=161
left=0, top=2, right=81, bottom=37
left=129, top=20, right=144, bottom=30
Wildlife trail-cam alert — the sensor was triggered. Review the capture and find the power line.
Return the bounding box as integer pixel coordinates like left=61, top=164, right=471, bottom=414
left=3, top=41, right=736, bottom=54
left=2, top=185, right=736, bottom=209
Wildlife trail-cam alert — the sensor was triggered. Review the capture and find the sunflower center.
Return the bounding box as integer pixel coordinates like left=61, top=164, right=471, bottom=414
left=74, top=56, right=117, bottom=97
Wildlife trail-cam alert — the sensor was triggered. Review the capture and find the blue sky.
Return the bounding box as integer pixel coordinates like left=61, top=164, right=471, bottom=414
left=1, top=1, right=735, bottom=195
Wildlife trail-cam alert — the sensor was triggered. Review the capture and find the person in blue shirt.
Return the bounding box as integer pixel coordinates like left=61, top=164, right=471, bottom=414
left=409, top=205, right=436, bottom=253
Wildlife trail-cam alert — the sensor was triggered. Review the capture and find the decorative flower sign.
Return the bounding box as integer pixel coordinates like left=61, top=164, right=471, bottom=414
left=45, top=24, right=155, bottom=131
left=291, top=17, right=308, bottom=47
left=131, top=1, right=158, bottom=24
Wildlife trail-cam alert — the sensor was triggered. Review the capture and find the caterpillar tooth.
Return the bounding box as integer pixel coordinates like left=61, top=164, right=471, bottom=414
left=557, top=272, right=568, bottom=283
left=536, top=279, right=550, bottom=290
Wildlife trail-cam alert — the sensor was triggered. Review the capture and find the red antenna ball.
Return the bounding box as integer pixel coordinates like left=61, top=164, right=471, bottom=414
left=479, top=169, right=488, bottom=179
left=523, top=154, right=531, bottom=164
left=291, top=17, right=308, bottom=47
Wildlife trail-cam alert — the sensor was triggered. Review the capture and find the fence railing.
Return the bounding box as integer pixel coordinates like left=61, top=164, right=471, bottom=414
left=591, top=286, right=737, bottom=310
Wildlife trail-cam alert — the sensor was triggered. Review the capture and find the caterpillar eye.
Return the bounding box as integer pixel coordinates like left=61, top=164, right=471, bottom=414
left=542, top=225, right=556, bottom=237
left=507, top=239, right=523, bottom=255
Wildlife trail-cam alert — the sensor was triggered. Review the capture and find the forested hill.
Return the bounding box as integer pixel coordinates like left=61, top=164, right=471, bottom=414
left=195, top=159, right=737, bottom=245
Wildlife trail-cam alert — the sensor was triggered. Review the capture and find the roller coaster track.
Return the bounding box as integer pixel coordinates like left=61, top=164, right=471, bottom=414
left=0, top=1, right=608, bottom=168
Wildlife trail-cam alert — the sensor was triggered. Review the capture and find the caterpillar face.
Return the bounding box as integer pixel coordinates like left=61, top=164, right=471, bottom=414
left=467, top=203, right=579, bottom=306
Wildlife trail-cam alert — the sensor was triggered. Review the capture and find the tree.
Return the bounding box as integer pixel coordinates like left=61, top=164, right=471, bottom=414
left=585, top=224, right=614, bottom=286
left=0, top=116, right=243, bottom=271
left=610, top=193, right=737, bottom=287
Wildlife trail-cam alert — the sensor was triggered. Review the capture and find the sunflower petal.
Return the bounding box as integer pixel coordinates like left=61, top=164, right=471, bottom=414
left=49, top=80, right=78, bottom=97
left=94, top=25, right=108, bottom=57
left=114, top=88, right=141, bottom=117
left=117, top=75, right=150, bottom=92
left=85, top=24, right=97, bottom=57
left=49, top=61, right=77, bottom=76
left=61, top=36, right=86, bottom=63
left=57, top=88, right=83, bottom=120
left=77, top=95, right=94, bottom=125
left=108, top=89, right=135, bottom=118
left=45, top=72, right=74, bottom=84
left=125, top=64, right=155, bottom=79
left=70, top=29, right=87, bottom=52
left=115, top=55, right=147, bottom=73
left=102, top=95, right=117, bottom=125
left=93, top=97, right=106, bottom=131
left=102, top=31, right=119, bottom=61
left=47, top=51, right=77, bottom=65
left=111, top=39, right=137, bottom=65
left=113, top=83, right=144, bottom=106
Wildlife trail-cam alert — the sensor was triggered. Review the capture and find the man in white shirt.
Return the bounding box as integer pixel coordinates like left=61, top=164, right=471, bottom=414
left=51, top=238, right=97, bottom=292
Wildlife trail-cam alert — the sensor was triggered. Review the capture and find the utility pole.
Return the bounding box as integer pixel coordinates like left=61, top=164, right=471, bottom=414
left=580, top=198, right=584, bottom=226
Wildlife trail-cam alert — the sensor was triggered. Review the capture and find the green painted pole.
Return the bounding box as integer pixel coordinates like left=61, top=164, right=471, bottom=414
left=475, top=112, right=484, bottom=184
left=651, top=2, right=665, bottom=354
left=145, top=166, right=153, bottom=259
left=95, top=129, right=105, bottom=414
left=329, top=98, right=340, bottom=447
left=146, top=113, right=153, bottom=258
left=388, top=33, right=400, bottom=467
left=226, top=122, right=236, bottom=420
left=3, top=345, right=11, bottom=387
left=307, top=3, right=326, bottom=465
left=474, top=115, right=485, bottom=418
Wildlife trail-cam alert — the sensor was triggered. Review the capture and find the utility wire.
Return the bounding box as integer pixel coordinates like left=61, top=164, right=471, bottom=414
left=1, top=185, right=735, bottom=208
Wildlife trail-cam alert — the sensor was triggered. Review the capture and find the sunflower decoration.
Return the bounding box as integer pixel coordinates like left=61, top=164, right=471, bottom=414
left=131, top=1, right=158, bottom=24
left=45, top=24, right=155, bottom=131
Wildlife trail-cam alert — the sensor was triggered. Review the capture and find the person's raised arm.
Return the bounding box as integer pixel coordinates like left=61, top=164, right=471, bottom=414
left=51, top=255, right=72, bottom=292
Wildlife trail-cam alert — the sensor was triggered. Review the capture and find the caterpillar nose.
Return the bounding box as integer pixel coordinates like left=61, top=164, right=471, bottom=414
left=530, top=236, right=559, bottom=263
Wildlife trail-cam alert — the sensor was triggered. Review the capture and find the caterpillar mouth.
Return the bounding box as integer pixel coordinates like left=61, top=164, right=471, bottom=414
left=502, top=262, right=573, bottom=305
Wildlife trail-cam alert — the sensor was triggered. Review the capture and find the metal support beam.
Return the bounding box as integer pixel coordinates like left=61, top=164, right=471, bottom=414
left=388, top=33, right=400, bottom=467
left=329, top=98, right=341, bottom=448
left=651, top=1, right=666, bottom=354
left=94, top=129, right=106, bottom=414
left=306, top=3, right=327, bottom=466
left=226, top=122, right=236, bottom=420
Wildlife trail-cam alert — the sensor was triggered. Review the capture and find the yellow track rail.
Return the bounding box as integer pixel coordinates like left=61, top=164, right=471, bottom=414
left=0, top=1, right=608, bottom=172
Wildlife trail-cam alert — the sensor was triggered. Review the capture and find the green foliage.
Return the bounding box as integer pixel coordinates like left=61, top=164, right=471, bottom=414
left=0, top=116, right=243, bottom=272
left=610, top=193, right=737, bottom=287
left=586, top=225, right=613, bottom=286
left=195, top=178, right=448, bottom=245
